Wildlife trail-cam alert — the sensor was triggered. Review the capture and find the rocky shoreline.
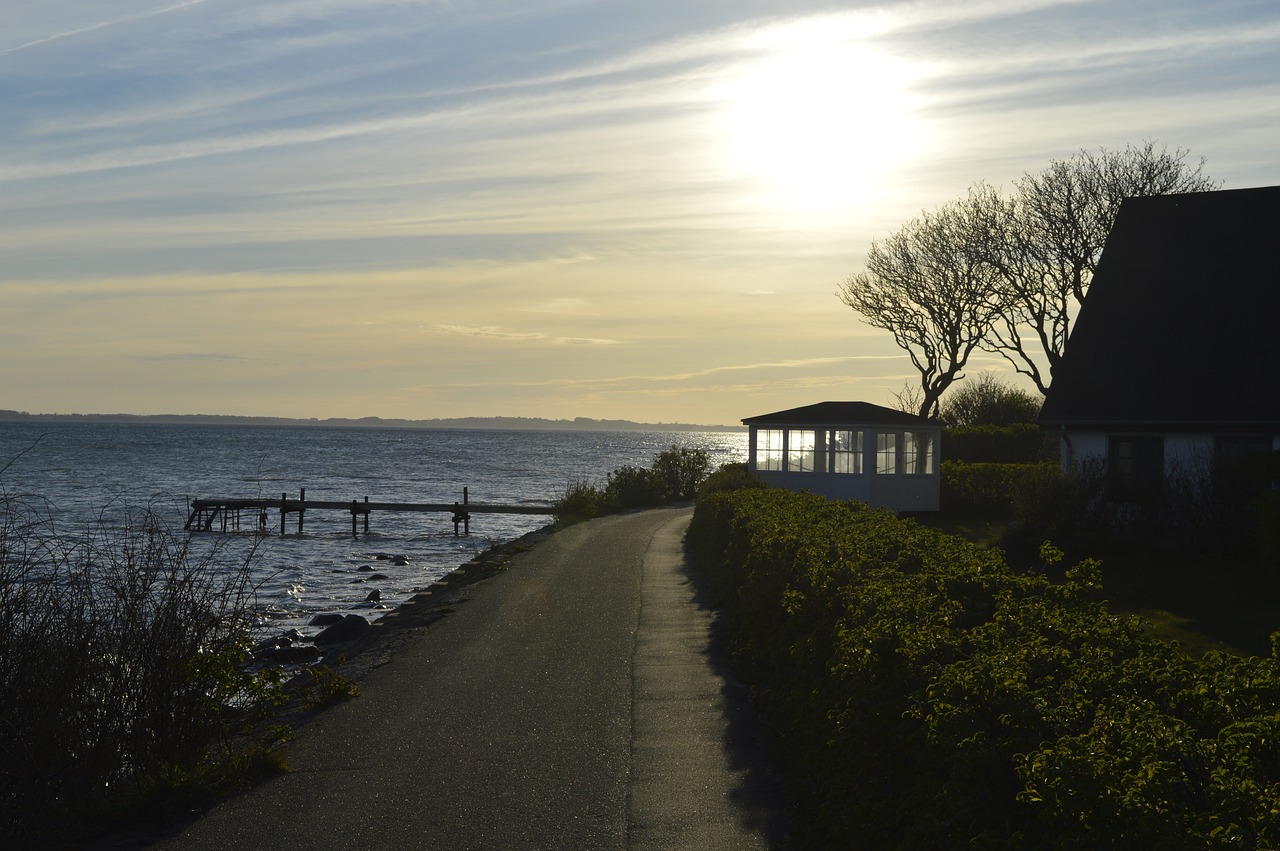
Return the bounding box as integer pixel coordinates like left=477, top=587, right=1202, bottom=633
left=255, top=520, right=560, bottom=690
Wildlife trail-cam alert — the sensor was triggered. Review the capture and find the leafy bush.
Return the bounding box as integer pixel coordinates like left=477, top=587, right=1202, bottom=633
left=697, top=461, right=767, bottom=499
left=939, top=372, right=1042, bottom=427
left=605, top=463, right=666, bottom=508
left=651, top=445, right=711, bottom=501
left=0, top=496, right=284, bottom=844
left=689, top=489, right=1280, bottom=849
left=554, top=445, right=713, bottom=520
left=941, top=460, right=1061, bottom=518
left=555, top=477, right=614, bottom=521
left=942, top=423, right=1056, bottom=463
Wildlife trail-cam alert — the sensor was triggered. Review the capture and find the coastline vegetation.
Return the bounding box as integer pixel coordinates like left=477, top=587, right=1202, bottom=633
left=0, top=495, right=290, bottom=846
left=554, top=445, right=715, bottom=521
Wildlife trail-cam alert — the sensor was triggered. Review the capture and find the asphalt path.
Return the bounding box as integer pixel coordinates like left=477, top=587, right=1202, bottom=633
left=154, top=506, right=790, bottom=850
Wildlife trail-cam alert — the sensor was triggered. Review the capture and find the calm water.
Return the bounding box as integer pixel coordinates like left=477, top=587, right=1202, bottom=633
left=0, top=422, right=747, bottom=636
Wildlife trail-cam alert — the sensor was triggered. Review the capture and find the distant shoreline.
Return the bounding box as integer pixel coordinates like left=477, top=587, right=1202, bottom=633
left=0, top=410, right=744, bottom=433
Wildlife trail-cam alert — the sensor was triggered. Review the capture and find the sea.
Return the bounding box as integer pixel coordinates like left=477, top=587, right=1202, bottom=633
left=0, top=421, right=748, bottom=639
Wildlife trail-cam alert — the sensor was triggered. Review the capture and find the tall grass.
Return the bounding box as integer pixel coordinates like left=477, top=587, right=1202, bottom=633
left=0, top=493, right=284, bottom=844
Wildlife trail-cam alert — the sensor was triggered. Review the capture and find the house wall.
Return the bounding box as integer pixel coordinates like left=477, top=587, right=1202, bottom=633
left=748, top=424, right=940, bottom=512
left=1059, top=429, right=1279, bottom=476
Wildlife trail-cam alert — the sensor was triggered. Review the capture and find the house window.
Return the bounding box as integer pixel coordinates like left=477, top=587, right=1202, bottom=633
left=788, top=430, right=817, bottom=472
left=1108, top=436, right=1164, bottom=501
left=755, top=429, right=783, bottom=471
left=831, top=430, right=862, bottom=474
left=876, top=432, right=897, bottom=475
left=903, top=431, right=935, bottom=475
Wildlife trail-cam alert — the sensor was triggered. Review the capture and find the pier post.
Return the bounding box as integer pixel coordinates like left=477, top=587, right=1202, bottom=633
left=351, top=500, right=358, bottom=537
left=280, top=493, right=287, bottom=535
left=298, top=488, right=306, bottom=533
left=364, top=496, right=370, bottom=533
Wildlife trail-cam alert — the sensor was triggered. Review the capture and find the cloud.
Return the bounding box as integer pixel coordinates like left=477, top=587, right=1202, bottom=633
left=134, top=351, right=253, bottom=363
left=430, top=323, right=618, bottom=346
left=0, top=0, right=212, bottom=56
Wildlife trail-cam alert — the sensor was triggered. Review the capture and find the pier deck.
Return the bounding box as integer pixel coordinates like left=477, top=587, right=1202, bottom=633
left=185, top=488, right=556, bottom=536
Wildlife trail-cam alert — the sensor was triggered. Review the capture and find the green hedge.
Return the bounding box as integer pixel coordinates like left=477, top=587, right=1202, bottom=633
left=688, top=489, right=1280, bottom=849
left=942, top=423, right=1057, bottom=463
left=940, top=460, right=1061, bottom=520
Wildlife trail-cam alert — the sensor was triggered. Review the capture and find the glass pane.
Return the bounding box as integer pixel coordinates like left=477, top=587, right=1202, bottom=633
left=788, top=429, right=816, bottom=472
left=831, top=429, right=861, bottom=474
left=904, top=431, right=934, bottom=474
left=877, top=432, right=896, bottom=475
left=756, top=429, right=783, bottom=471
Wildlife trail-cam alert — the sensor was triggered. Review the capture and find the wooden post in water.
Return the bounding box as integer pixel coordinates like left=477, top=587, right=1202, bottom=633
left=452, top=487, right=471, bottom=536
left=280, top=493, right=287, bottom=535
left=298, top=488, right=306, bottom=533
left=364, top=496, right=370, bottom=534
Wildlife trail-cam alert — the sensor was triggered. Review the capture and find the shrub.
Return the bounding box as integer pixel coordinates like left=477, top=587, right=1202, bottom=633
left=939, top=372, right=1042, bottom=427
left=554, top=478, right=612, bottom=522
left=651, top=445, right=711, bottom=501
left=555, top=445, right=714, bottom=520
left=942, top=423, right=1056, bottom=463
left=605, top=464, right=665, bottom=508
left=0, top=496, right=284, bottom=844
left=689, top=489, right=1280, bottom=849
left=697, top=462, right=767, bottom=499
left=940, top=460, right=1060, bottom=518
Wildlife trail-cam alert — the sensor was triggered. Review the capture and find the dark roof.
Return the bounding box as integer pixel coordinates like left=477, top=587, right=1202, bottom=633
left=1039, top=185, right=1280, bottom=430
left=742, top=401, right=938, bottom=427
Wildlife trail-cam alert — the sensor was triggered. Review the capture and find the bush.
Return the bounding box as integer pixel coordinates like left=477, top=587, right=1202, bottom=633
left=554, top=445, right=713, bottom=520
left=697, top=462, right=767, bottom=499
left=689, top=489, right=1280, bottom=849
left=0, top=496, right=284, bottom=844
left=939, top=372, right=1042, bottom=427
left=555, top=478, right=613, bottom=522
left=651, top=445, right=711, bottom=501
left=941, top=460, right=1060, bottom=518
left=942, top=423, right=1056, bottom=463
left=604, top=464, right=665, bottom=508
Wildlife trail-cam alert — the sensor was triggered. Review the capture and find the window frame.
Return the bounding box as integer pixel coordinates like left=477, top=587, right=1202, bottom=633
left=876, top=432, right=897, bottom=475
left=830, top=429, right=863, bottom=475
left=787, top=429, right=817, bottom=472
left=755, top=428, right=784, bottom=471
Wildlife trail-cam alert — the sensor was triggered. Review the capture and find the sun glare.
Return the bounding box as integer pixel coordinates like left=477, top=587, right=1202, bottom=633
left=719, top=28, right=923, bottom=212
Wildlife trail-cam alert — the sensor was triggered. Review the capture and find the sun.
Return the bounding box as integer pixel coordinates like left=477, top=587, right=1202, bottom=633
left=719, top=32, right=923, bottom=211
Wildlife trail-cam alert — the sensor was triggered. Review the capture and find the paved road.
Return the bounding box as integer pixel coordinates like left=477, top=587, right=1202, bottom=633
left=156, top=507, right=790, bottom=850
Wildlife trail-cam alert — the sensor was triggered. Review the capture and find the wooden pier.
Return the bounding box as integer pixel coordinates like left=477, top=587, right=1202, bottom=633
left=184, top=487, right=557, bottom=536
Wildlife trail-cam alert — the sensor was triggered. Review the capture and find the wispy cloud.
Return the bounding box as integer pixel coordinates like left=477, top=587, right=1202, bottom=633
left=430, top=324, right=617, bottom=346
left=0, top=0, right=211, bottom=56
left=134, top=351, right=254, bottom=363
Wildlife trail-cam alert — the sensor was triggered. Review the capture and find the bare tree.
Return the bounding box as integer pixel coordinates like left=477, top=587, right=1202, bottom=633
left=982, top=142, right=1219, bottom=392
left=838, top=191, right=1009, bottom=418
left=889, top=380, right=925, bottom=417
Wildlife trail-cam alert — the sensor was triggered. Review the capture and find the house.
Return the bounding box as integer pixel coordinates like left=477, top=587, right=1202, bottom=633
left=742, top=401, right=942, bottom=511
left=1038, top=185, right=1280, bottom=497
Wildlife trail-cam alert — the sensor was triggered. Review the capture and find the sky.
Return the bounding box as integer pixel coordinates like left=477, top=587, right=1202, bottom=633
left=2, top=0, right=1277, bottom=426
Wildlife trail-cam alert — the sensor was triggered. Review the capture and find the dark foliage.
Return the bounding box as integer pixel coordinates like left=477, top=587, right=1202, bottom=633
left=689, top=489, right=1280, bottom=849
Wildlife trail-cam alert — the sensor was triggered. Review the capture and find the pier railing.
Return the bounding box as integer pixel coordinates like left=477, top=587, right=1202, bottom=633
left=185, top=487, right=556, bottom=536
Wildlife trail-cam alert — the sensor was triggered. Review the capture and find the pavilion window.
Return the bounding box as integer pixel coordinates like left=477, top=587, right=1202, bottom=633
left=876, top=432, right=897, bottom=475
left=787, top=429, right=817, bottom=472
left=830, top=429, right=862, bottom=474
left=755, top=429, right=784, bottom=471
left=904, top=431, right=935, bottom=475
